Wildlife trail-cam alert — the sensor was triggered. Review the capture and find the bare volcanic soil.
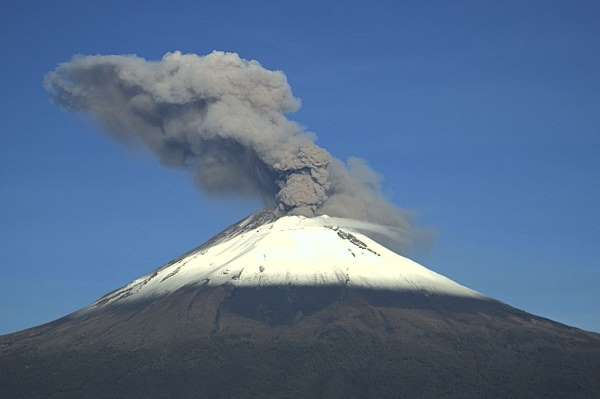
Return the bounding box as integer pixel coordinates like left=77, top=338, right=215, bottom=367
left=1, top=285, right=600, bottom=399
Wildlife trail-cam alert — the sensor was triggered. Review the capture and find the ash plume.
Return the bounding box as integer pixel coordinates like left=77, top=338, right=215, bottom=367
left=44, top=51, right=413, bottom=248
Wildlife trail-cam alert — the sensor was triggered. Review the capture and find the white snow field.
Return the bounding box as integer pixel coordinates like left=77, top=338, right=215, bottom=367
left=95, top=214, right=482, bottom=306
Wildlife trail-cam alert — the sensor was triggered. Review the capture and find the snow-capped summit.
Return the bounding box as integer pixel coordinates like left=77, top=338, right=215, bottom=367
left=95, top=211, right=481, bottom=307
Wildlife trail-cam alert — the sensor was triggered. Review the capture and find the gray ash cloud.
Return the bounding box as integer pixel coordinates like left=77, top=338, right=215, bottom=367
left=45, top=51, right=413, bottom=247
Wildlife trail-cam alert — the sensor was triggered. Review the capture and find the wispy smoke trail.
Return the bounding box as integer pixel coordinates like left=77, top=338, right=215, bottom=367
left=45, top=51, right=413, bottom=248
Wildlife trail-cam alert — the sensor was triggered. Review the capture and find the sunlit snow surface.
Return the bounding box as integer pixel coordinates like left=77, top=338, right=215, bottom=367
left=95, top=215, right=482, bottom=306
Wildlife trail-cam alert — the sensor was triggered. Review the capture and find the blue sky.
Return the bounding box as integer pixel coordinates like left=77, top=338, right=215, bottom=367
left=1, top=0, right=599, bottom=334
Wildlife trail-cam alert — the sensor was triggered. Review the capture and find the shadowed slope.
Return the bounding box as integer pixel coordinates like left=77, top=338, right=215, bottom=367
left=2, top=285, right=600, bottom=399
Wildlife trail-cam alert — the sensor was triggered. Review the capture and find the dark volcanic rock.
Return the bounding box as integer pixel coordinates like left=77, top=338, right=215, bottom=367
left=1, top=285, right=600, bottom=399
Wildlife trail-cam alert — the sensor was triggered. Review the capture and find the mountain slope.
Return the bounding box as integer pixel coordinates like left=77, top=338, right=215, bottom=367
left=1, top=212, right=600, bottom=399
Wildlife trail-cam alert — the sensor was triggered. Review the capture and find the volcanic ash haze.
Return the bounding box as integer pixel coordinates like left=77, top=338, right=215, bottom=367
left=44, top=51, right=412, bottom=247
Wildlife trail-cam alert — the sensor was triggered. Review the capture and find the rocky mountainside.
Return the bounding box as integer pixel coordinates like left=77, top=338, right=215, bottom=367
left=2, top=212, right=599, bottom=398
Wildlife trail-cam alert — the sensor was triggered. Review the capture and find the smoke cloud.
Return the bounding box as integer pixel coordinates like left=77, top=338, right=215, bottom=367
left=45, top=51, right=413, bottom=248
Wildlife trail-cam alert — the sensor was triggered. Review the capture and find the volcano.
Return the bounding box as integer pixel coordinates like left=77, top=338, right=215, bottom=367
left=2, top=211, right=599, bottom=398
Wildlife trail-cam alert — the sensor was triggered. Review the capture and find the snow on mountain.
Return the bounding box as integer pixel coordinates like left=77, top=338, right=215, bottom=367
left=94, top=213, right=481, bottom=307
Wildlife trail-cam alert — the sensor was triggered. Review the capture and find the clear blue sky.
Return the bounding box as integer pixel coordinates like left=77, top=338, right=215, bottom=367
left=1, top=0, right=599, bottom=335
